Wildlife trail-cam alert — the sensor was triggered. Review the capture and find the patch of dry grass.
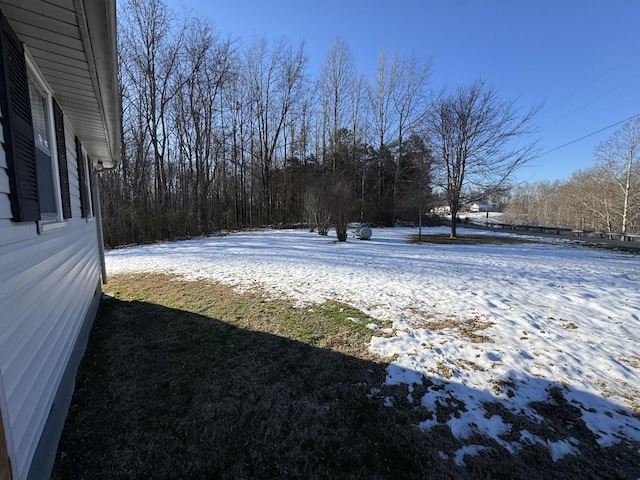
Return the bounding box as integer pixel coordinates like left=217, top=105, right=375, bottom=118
left=106, top=273, right=381, bottom=359
left=53, top=273, right=640, bottom=479
left=619, top=355, right=640, bottom=369
left=420, top=316, right=495, bottom=344
left=408, top=234, right=535, bottom=245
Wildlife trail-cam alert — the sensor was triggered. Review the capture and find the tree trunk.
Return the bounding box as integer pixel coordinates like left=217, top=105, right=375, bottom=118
left=450, top=215, right=458, bottom=239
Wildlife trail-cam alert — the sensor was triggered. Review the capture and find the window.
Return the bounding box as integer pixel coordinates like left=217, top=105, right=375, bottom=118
left=28, top=73, right=50, bottom=154
left=27, top=70, right=58, bottom=220
left=0, top=11, right=72, bottom=228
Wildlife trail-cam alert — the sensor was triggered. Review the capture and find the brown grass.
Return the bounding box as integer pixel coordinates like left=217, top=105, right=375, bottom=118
left=52, top=273, right=640, bottom=479
left=419, top=316, right=495, bottom=344
left=619, top=356, right=640, bottom=369
left=408, top=234, right=535, bottom=245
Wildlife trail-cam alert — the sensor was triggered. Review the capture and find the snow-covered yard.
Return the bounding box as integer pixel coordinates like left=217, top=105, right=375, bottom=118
left=106, top=227, right=640, bottom=461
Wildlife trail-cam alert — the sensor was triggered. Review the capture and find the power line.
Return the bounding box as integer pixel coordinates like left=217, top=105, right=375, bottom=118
left=536, top=113, right=640, bottom=158
left=542, top=48, right=640, bottom=115
left=544, top=81, right=630, bottom=129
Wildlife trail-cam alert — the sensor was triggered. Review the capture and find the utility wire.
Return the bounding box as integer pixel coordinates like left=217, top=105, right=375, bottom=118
left=544, top=81, right=630, bottom=128
left=536, top=113, right=640, bottom=158
left=542, top=49, right=640, bottom=115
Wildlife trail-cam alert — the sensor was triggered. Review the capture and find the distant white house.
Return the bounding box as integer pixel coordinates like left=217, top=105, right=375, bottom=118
left=469, top=203, right=495, bottom=213
left=0, top=2, right=120, bottom=479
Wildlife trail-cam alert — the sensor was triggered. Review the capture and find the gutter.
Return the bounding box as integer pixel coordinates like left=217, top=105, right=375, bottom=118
left=91, top=169, right=109, bottom=284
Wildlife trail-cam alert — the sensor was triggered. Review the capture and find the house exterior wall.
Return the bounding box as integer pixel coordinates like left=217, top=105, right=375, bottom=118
left=0, top=110, right=102, bottom=479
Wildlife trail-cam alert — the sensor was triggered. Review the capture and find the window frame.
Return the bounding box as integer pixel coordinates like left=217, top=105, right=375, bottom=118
left=24, top=49, right=66, bottom=233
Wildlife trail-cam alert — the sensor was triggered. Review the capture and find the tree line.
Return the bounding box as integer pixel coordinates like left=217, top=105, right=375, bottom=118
left=503, top=117, right=640, bottom=234
left=99, top=0, right=540, bottom=247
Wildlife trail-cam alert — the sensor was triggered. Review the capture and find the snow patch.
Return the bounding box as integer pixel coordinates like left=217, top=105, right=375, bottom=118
left=453, top=445, right=490, bottom=466
left=106, top=227, right=640, bottom=459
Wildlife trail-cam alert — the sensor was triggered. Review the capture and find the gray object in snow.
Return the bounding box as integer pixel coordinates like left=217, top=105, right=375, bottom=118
left=355, top=224, right=372, bottom=240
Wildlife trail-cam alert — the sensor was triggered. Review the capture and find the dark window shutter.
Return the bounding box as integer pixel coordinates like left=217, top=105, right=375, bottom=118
left=0, top=11, right=39, bottom=222
left=53, top=99, right=71, bottom=218
left=75, top=136, right=89, bottom=218
left=86, top=155, right=94, bottom=215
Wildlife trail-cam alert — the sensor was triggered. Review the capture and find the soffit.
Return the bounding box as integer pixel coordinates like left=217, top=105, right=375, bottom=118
left=0, top=0, right=120, bottom=168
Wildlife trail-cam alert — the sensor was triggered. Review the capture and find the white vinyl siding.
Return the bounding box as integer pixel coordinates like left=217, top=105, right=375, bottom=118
left=0, top=111, right=101, bottom=479
left=0, top=1, right=119, bottom=477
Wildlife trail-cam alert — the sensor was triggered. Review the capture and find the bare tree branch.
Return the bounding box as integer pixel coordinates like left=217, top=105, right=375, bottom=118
left=425, top=80, right=540, bottom=237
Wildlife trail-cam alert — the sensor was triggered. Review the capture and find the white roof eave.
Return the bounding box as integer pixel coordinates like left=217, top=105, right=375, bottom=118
left=0, top=0, right=121, bottom=169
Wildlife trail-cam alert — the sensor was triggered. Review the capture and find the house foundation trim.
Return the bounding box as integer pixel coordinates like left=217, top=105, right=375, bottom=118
left=25, top=282, right=102, bottom=480
left=0, top=409, right=11, bottom=480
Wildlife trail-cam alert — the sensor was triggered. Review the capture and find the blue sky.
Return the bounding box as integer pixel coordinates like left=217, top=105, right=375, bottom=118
left=166, top=0, right=640, bottom=184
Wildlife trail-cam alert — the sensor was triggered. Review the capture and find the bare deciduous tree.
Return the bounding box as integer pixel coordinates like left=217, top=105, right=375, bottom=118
left=304, top=184, right=331, bottom=235
left=425, top=80, right=539, bottom=238
left=367, top=49, right=398, bottom=208
left=594, top=117, right=640, bottom=234
left=121, top=0, right=191, bottom=232
left=390, top=54, right=431, bottom=221
left=319, top=37, right=355, bottom=174
left=330, top=178, right=353, bottom=242
left=244, top=37, right=307, bottom=223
